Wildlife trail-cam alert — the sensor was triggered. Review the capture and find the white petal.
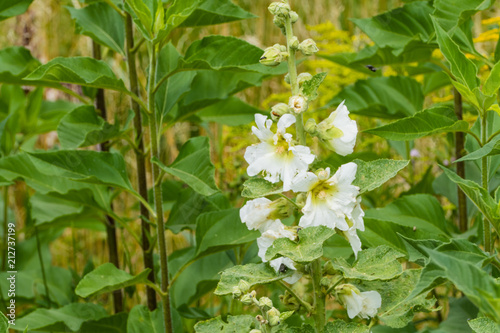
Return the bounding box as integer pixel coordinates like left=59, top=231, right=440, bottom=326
left=240, top=198, right=274, bottom=231
left=277, top=114, right=296, bottom=133
left=290, top=145, right=316, bottom=165
left=252, top=114, right=274, bottom=142
left=344, top=290, right=364, bottom=319
left=291, top=172, right=318, bottom=193
left=331, top=162, right=358, bottom=187
left=283, top=271, right=302, bottom=284
left=345, top=227, right=362, bottom=259
left=360, top=291, right=382, bottom=318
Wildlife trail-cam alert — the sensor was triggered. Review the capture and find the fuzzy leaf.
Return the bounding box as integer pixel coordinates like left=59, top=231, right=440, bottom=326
left=241, top=178, right=283, bottom=199
left=265, top=226, right=335, bottom=263
left=214, top=263, right=293, bottom=296
left=353, top=159, right=409, bottom=194
left=324, top=321, right=369, bottom=333
left=194, top=315, right=255, bottom=333
left=328, top=245, right=405, bottom=281
left=301, top=72, right=327, bottom=101
left=468, top=317, right=500, bottom=333
left=364, top=107, right=469, bottom=141
left=75, top=263, right=151, bottom=298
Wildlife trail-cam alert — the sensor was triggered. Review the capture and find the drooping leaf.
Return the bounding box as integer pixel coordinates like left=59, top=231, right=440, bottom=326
left=153, top=136, right=218, bottom=196
left=67, top=2, right=125, bottom=54
left=468, top=317, right=500, bottom=333
left=265, top=226, right=335, bottom=264
left=440, top=166, right=499, bottom=235
left=324, top=321, right=369, bottom=333
left=178, top=0, right=256, bottom=27
left=328, top=245, right=404, bottom=281
left=194, top=315, right=255, bottom=333
left=364, top=107, right=469, bottom=141
left=241, top=178, right=283, bottom=199
left=195, top=209, right=259, bottom=258
left=0, top=0, right=33, bottom=22
left=214, top=263, right=294, bottom=296
left=197, top=97, right=264, bottom=126
left=456, top=134, right=500, bottom=162
left=352, top=159, right=409, bottom=194
left=330, top=76, right=424, bottom=119
left=301, top=72, right=327, bottom=101
left=433, top=18, right=478, bottom=91
left=25, top=57, right=127, bottom=91
left=57, top=105, right=121, bottom=149
left=433, top=0, right=496, bottom=31
left=15, top=303, right=108, bottom=332
left=127, top=305, right=164, bottom=333
left=75, top=263, right=151, bottom=298
left=80, top=313, right=128, bottom=333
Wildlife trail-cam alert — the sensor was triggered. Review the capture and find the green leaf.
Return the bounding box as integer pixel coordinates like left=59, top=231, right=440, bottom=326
left=75, top=263, right=151, bottom=298
left=25, top=57, right=127, bottom=91
left=214, top=263, right=294, bottom=296
left=0, top=0, right=33, bottom=21
left=330, top=76, right=424, bottom=119
left=0, top=47, right=53, bottom=86
left=179, top=0, right=256, bottom=27
left=57, top=105, right=121, bottom=149
left=324, top=321, right=369, bottom=333
left=265, top=226, right=335, bottom=264
left=15, top=303, right=108, bottom=332
left=67, top=2, right=125, bottom=54
left=439, top=166, right=499, bottom=235
left=124, top=0, right=154, bottom=38
left=358, top=269, right=436, bottom=328
left=181, top=35, right=264, bottom=70
left=433, top=0, right=496, bottom=31
left=427, top=249, right=500, bottom=321
left=153, top=136, right=218, bottom=196
left=364, top=107, right=469, bottom=141
left=127, top=305, right=164, bottom=333
left=352, top=159, right=409, bottom=194
left=484, top=61, right=500, bottom=96
left=241, top=178, right=283, bottom=198
left=301, top=72, right=327, bottom=101
left=195, top=209, right=259, bottom=258
left=80, top=313, right=128, bottom=333
left=197, top=97, right=263, bottom=126
left=28, top=150, right=134, bottom=191
left=0, top=312, right=8, bottom=332
left=456, top=134, right=500, bottom=162
left=433, top=17, right=478, bottom=91
left=328, top=245, right=404, bottom=281
left=194, top=315, right=255, bottom=333
left=468, top=317, right=500, bottom=333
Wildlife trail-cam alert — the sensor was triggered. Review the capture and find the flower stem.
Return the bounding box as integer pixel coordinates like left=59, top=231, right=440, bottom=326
left=280, top=281, right=313, bottom=312
left=311, top=259, right=326, bottom=332
left=480, top=113, right=492, bottom=253
left=283, top=3, right=306, bottom=146
left=147, top=41, right=173, bottom=332
left=125, top=13, right=157, bottom=310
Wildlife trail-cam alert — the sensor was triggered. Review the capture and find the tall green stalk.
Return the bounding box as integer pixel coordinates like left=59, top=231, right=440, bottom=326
left=480, top=113, right=492, bottom=253
left=93, top=41, right=124, bottom=314
left=311, top=259, right=325, bottom=333
left=147, top=42, right=173, bottom=332
left=454, top=88, right=468, bottom=232
left=125, top=13, right=157, bottom=311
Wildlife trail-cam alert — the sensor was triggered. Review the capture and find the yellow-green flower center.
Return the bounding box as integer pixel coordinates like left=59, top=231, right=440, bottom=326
left=310, top=181, right=336, bottom=202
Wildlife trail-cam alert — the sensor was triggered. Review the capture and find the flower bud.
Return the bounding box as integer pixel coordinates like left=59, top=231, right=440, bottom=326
left=289, top=36, right=299, bottom=50
left=299, top=38, right=319, bottom=56
left=260, top=45, right=286, bottom=67
left=271, top=103, right=291, bottom=120
left=232, top=286, right=242, bottom=299
left=289, top=95, right=308, bottom=114
left=335, top=283, right=359, bottom=296
left=297, top=72, right=313, bottom=86
left=240, top=293, right=253, bottom=305
left=296, top=193, right=307, bottom=208
left=290, top=11, right=299, bottom=23
left=267, top=307, right=281, bottom=326
left=268, top=197, right=292, bottom=220
left=256, top=315, right=266, bottom=323
left=238, top=280, right=251, bottom=293
left=304, top=118, right=317, bottom=135
left=259, top=296, right=273, bottom=309
left=316, top=168, right=330, bottom=181
left=268, top=2, right=290, bottom=17
left=273, top=15, right=286, bottom=28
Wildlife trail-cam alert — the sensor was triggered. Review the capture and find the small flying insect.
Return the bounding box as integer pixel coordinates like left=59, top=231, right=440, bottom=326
left=365, top=65, right=379, bottom=72
left=279, top=263, right=288, bottom=273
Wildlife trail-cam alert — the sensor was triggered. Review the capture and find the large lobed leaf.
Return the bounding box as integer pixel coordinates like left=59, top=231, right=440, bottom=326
left=364, top=106, right=469, bottom=141
left=75, top=263, right=151, bottom=298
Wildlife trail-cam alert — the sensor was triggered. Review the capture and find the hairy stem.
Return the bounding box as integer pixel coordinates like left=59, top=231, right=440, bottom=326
left=481, top=113, right=492, bottom=253
left=454, top=88, right=468, bottom=232
left=311, top=259, right=325, bottom=332
left=283, top=4, right=306, bottom=146
left=147, top=42, right=173, bottom=332
left=125, top=13, right=157, bottom=310
left=93, top=41, right=123, bottom=313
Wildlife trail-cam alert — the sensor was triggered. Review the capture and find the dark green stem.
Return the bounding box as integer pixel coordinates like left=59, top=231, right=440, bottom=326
left=35, top=227, right=51, bottom=308
left=125, top=13, right=157, bottom=310
left=311, top=260, right=325, bottom=332
left=481, top=113, right=492, bottom=253
left=454, top=88, right=467, bottom=232
left=93, top=41, right=123, bottom=313
left=148, top=42, right=173, bottom=332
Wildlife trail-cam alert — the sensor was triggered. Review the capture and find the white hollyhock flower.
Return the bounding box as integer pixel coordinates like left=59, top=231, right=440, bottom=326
left=244, top=114, right=315, bottom=191
left=257, top=220, right=302, bottom=284
left=240, top=197, right=276, bottom=232
left=342, top=289, right=381, bottom=319
left=316, top=101, right=357, bottom=156
left=291, top=163, right=359, bottom=231
left=289, top=95, right=308, bottom=114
